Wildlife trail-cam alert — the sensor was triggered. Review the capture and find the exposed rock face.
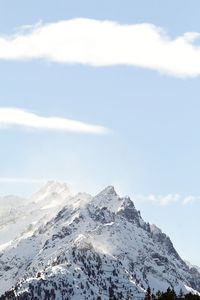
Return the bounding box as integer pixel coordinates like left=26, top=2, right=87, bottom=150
left=0, top=184, right=199, bottom=300
left=117, top=197, right=140, bottom=224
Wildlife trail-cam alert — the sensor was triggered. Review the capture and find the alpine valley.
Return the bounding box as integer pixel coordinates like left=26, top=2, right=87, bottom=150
left=0, top=182, right=199, bottom=300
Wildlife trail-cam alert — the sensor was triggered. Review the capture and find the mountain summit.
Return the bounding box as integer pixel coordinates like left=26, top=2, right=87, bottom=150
left=0, top=183, right=199, bottom=299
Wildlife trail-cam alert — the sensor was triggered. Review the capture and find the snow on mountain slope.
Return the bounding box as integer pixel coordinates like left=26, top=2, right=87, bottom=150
left=0, top=181, right=72, bottom=250
left=0, top=184, right=199, bottom=299
left=185, top=261, right=200, bottom=276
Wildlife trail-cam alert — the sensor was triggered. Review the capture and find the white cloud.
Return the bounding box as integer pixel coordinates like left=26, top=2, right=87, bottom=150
left=0, top=108, right=109, bottom=134
left=0, top=19, right=200, bottom=77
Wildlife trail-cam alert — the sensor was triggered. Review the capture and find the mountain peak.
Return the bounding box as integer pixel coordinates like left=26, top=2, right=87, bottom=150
left=97, top=185, right=118, bottom=197
left=87, top=185, right=121, bottom=215
left=31, top=180, right=71, bottom=203
left=44, top=180, right=70, bottom=192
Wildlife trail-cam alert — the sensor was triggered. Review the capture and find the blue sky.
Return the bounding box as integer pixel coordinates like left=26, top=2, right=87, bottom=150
left=0, top=0, right=200, bottom=265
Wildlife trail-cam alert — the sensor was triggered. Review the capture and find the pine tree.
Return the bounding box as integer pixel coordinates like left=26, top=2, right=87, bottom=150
left=145, top=286, right=152, bottom=300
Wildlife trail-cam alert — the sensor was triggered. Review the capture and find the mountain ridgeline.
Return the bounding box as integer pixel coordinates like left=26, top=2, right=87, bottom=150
left=0, top=182, right=199, bottom=300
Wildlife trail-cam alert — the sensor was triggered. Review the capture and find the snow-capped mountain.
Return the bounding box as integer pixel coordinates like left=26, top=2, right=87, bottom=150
left=0, top=181, right=72, bottom=251
left=0, top=184, right=199, bottom=300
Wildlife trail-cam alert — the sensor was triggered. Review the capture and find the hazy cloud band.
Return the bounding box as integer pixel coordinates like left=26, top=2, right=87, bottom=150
left=0, top=177, right=45, bottom=184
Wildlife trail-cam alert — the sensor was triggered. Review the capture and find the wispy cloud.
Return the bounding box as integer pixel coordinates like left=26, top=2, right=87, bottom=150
left=0, top=108, right=109, bottom=134
left=135, top=194, right=200, bottom=206
left=136, top=194, right=181, bottom=206
left=182, top=196, right=200, bottom=205
left=0, top=19, right=200, bottom=77
left=0, top=177, right=45, bottom=184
